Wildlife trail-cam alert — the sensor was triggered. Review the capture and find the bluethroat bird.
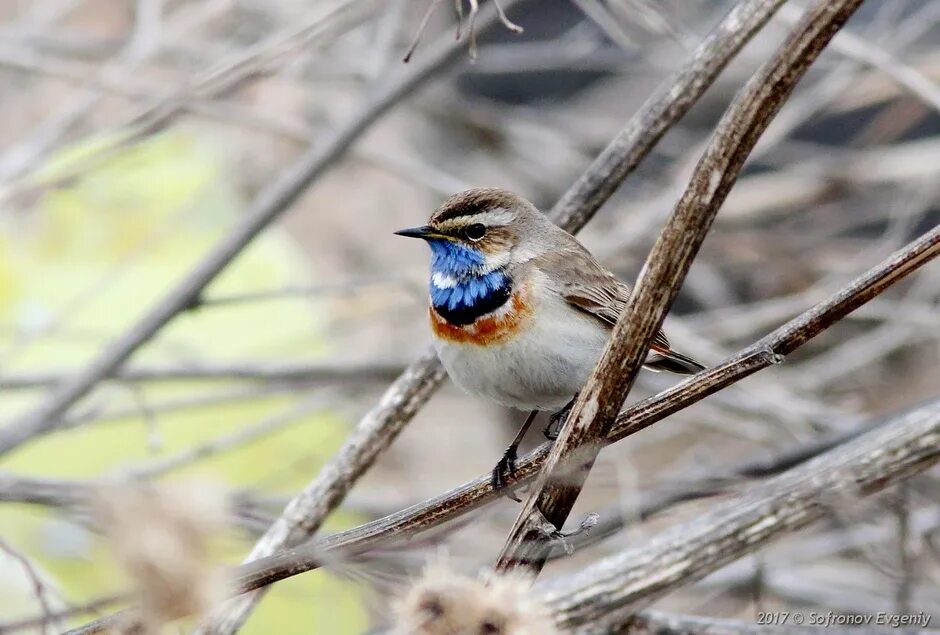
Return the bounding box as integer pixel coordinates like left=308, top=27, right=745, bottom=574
left=396, top=188, right=704, bottom=492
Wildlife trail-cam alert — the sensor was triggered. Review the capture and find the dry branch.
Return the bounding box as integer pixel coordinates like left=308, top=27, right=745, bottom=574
left=549, top=0, right=788, bottom=232
left=547, top=410, right=886, bottom=560
left=0, top=536, right=59, bottom=633
left=495, top=0, right=866, bottom=574
left=0, top=360, right=405, bottom=390
left=541, top=400, right=940, bottom=630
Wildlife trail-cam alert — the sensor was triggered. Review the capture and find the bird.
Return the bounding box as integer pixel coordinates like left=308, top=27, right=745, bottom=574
left=395, top=188, right=704, bottom=492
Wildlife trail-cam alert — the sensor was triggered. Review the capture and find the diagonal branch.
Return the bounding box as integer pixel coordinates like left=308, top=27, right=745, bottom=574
left=495, top=0, right=867, bottom=574
left=546, top=409, right=888, bottom=560
left=542, top=400, right=940, bottom=630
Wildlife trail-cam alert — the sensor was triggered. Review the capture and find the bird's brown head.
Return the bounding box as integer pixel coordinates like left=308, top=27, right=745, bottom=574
left=394, top=188, right=543, bottom=270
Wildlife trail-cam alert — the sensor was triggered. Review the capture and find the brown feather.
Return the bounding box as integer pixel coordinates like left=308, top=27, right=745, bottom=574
left=533, top=244, right=703, bottom=375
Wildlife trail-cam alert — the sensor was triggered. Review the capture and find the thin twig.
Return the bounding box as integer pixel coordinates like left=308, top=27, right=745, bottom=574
left=0, top=537, right=59, bottom=635
left=118, top=392, right=334, bottom=480
left=403, top=0, right=444, bottom=63
left=0, top=593, right=126, bottom=635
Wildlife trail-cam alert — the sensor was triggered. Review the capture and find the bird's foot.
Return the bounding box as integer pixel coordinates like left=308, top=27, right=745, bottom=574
left=491, top=445, right=522, bottom=502
left=544, top=398, right=575, bottom=440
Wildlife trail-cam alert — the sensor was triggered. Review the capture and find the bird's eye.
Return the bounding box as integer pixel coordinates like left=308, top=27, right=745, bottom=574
left=464, top=223, right=486, bottom=241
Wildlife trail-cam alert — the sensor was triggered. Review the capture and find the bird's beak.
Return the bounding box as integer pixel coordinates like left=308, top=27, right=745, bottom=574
left=394, top=225, right=445, bottom=240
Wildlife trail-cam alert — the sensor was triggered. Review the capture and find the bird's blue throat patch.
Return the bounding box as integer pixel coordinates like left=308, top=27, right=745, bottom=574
left=426, top=239, right=512, bottom=326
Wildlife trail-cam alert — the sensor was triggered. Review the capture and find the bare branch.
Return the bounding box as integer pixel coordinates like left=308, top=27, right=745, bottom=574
left=550, top=0, right=788, bottom=232
left=0, top=360, right=405, bottom=391
left=547, top=410, right=886, bottom=560
left=0, top=536, right=60, bottom=634
left=0, top=593, right=125, bottom=635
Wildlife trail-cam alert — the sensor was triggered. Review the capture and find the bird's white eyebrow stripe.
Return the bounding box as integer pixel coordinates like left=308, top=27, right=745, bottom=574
left=477, top=209, right=514, bottom=226
left=438, top=209, right=514, bottom=230
left=431, top=272, right=458, bottom=288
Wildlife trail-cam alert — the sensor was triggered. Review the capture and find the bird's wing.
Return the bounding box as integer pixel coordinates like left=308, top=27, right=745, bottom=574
left=533, top=245, right=672, bottom=351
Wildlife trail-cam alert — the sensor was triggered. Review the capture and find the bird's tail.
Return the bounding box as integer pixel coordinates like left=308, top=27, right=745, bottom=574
left=645, top=345, right=705, bottom=376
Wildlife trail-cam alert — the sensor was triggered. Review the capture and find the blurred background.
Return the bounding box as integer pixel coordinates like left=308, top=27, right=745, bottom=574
left=0, top=0, right=938, bottom=632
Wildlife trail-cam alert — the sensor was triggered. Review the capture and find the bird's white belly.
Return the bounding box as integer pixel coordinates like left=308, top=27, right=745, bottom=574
left=433, top=297, right=609, bottom=411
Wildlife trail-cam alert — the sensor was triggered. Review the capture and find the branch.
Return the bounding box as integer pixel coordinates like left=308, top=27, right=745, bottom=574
left=541, top=401, right=940, bottom=630
left=495, top=0, right=866, bottom=574
left=0, top=536, right=60, bottom=632
left=0, top=360, right=405, bottom=390
left=547, top=409, right=887, bottom=560
left=0, top=472, right=289, bottom=536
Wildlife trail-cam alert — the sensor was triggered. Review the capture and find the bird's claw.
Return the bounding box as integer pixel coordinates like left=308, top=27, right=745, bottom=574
left=544, top=395, right=577, bottom=440
left=544, top=407, right=569, bottom=440
left=491, top=446, right=521, bottom=502
left=543, top=420, right=560, bottom=441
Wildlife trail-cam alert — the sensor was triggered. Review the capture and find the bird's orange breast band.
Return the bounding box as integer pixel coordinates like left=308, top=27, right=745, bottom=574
left=430, top=289, right=533, bottom=346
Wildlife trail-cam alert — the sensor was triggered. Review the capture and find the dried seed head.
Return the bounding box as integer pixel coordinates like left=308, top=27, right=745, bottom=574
left=392, top=563, right=562, bottom=635
left=94, top=482, right=227, bottom=632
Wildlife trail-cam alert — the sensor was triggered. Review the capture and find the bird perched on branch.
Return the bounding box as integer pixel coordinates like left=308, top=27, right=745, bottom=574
left=396, top=188, right=704, bottom=491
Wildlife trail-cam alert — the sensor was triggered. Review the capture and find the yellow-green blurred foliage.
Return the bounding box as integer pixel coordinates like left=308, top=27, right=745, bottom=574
left=0, top=132, right=366, bottom=632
